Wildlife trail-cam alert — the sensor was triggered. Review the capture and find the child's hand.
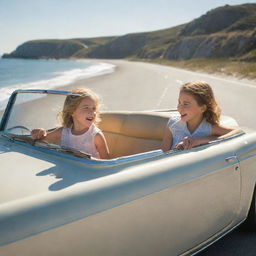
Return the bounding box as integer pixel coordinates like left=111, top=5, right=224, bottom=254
left=174, top=136, right=198, bottom=150
left=31, top=128, right=47, bottom=139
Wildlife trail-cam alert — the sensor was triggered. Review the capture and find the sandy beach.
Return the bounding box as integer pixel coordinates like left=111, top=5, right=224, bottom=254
left=53, top=59, right=181, bottom=112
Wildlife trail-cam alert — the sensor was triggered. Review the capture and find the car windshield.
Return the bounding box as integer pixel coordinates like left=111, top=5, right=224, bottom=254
left=2, top=91, right=65, bottom=135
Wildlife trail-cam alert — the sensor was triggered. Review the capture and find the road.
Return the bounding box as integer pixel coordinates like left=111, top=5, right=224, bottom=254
left=198, top=228, right=256, bottom=255
left=84, top=60, right=256, bottom=255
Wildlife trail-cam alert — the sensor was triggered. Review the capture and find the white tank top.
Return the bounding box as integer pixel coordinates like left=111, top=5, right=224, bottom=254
left=61, top=123, right=101, bottom=158
left=168, top=116, right=212, bottom=149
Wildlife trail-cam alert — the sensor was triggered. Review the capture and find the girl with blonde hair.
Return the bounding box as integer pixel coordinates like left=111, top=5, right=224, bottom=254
left=161, top=81, right=240, bottom=151
left=32, top=88, right=109, bottom=159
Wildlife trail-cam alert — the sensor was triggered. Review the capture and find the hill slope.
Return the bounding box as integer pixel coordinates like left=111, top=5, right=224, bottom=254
left=3, top=3, right=256, bottom=61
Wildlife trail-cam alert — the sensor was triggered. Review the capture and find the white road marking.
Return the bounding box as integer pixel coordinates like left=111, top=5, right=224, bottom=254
left=156, top=80, right=182, bottom=107
left=176, top=79, right=183, bottom=85
left=156, top=86, right=169, bottom=107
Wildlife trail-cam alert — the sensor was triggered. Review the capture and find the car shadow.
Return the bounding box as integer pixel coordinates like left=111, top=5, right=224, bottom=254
left=36, top=163, right=118, bottom=191
left=2, top=136, right=162, bottom=192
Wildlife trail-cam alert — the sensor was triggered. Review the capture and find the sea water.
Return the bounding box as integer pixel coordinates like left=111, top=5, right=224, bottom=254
left=0, top=58, right=115, bottom=109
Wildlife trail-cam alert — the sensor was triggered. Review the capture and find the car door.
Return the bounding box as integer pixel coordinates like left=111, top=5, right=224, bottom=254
left=157, top=144, right=241, bottom=254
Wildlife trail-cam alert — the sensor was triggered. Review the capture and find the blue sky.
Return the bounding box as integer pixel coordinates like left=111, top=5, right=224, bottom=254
left=1, top=0, right=255, bottom=54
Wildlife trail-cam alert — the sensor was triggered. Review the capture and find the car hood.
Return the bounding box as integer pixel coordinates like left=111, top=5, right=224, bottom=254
left=0, top=138, right=113, bottom=205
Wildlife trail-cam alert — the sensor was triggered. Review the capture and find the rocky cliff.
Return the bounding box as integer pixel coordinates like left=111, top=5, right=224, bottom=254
left=179, top=4, right=256, bottom=36
left=2, top=37, right=115, bottom=59
left=2, top=40, right=85, bottom=59
left=3, top=3, right=256, bottom=61
left=165, top=30, right=256, bottom=60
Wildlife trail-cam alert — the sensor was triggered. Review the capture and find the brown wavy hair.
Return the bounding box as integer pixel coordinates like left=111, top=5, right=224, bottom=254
left=58, top=88, right=101, bottom=127
left=180, top=81, right=221, bottom=125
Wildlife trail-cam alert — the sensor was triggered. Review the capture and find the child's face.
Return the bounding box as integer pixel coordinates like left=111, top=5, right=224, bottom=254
left=71, top=97, right=97, bottom=128
left=177, top=92, right=206, bottom=123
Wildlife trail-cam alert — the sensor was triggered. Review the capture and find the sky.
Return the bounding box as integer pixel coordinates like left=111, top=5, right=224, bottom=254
left=1, top=0, right=255, bottom=54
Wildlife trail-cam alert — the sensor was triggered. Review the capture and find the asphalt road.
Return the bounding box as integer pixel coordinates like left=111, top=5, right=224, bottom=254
left=198, top=227, right=256, bottom=255
left=89, top=61, right=256, bottom=256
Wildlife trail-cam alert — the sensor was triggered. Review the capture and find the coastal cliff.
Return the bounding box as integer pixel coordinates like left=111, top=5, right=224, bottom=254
left=2, top=40, right=85, bottom=59
left=3, top=3, right=256, bottom=61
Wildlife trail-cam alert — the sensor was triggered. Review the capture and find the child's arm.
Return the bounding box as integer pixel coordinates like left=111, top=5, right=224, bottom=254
left=174, top=136, right=214, bottom=150
left=31, top=127, right=62, bottom=144
left=175, top=126, right=242, bottom=150
left=212, top=125, right=243, bottom=140
left=161, top=126, right=173, bottom=152
left=94, top=132, right=110, bottom=159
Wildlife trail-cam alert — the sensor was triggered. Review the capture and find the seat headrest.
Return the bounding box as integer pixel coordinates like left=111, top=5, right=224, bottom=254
left=99, top=111, right=173, bottom=140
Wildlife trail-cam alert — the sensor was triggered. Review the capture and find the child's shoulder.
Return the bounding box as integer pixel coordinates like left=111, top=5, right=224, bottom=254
left=168, top=114, right=181, bottom=126
left=54, top=126, right=64, bottom=133
left=91, top=123, right=102, bottom=135
left=50, top=127, right=64, bottom=139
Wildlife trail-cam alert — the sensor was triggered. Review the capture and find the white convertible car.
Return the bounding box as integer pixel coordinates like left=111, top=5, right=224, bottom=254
left=0, top=90, right=256, bottom=256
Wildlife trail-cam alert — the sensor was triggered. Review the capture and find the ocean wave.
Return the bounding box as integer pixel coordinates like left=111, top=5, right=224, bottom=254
left=0, top=62, right=115, bottom=110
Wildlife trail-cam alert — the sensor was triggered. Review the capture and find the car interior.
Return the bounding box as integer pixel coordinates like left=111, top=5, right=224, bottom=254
left=99, top=111, right=174, bottom=158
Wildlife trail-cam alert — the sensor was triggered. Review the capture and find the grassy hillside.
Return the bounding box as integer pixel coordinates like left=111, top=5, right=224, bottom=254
left=179, top=4, right=256, bottom=36
left=2, top=37, right=116, bottom=59
left=136, top=58, right=256, bottom=80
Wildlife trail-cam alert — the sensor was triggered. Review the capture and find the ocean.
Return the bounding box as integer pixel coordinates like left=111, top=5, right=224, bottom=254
left=0, top=58, right=115, bottom=110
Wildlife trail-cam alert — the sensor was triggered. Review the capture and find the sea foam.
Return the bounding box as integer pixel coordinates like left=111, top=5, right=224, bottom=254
left=0, top=61, right=115, bottom=110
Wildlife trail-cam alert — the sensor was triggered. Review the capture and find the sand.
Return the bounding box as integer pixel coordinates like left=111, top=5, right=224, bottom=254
left=52, top=59, right=181, bottom=111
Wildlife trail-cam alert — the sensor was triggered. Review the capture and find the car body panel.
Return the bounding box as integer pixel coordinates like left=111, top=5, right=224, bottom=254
left=1, top=90, right=256, bottom=256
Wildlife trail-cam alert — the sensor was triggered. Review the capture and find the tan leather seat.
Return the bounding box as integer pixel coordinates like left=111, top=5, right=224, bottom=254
left=98, top=111, right=172, bottom=158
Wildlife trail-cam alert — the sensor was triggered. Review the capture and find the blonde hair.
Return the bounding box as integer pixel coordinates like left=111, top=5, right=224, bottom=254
left=59, top=88, right=101, bottom=127
left=180, top=81, right=221, bottom=125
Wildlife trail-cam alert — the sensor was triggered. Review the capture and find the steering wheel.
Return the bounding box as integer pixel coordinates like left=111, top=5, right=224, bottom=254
left=6, top=125, right=31, bottom=135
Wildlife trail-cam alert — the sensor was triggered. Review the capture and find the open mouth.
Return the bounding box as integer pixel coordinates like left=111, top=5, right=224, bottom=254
left=180, top=114, right=187, bottom=118
left=86, top=117, right=94, bottom=122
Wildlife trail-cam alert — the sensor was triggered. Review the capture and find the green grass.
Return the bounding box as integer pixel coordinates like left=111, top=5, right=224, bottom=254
left=133, top=58, right=256, bottom=81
